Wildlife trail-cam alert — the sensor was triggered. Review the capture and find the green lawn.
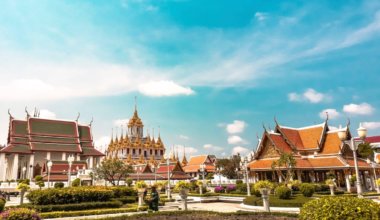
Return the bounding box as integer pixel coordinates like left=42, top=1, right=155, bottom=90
left=243, top=194, right=314, bottom=207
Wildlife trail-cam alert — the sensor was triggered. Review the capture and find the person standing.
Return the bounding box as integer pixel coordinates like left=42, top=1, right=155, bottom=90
left=149, top=186, right=160, bottom=211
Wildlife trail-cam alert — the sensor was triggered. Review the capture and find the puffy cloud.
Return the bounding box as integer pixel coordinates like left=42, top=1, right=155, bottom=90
left=288, top=89, right=330, bottom=103
left=184, top=146, right=198, bottom=155
left=232, top=146, right=250, bottom=155
left=37, top=109, right=57, bottom=119
left=228, top=135, right=246, bottom=145
left=362, top=122, right=380, bottom=130
left=319, top=109, right=340, bottom=119
left=226, top=120, right=247, bottom=134
left=203, top=144, right=223, bottom=151
left=343, top=103, right=374, bottom=115
left=94, top=136, right=111, bottom=152
left=179, top=135, right=189, bottom=140
left=138, top=80, right=195, bottom=97
left=113, top=119, right=130, bottom=127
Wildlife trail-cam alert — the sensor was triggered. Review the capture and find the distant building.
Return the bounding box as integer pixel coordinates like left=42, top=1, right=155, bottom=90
left=361, top=136, right=380, bottom=163
left=106, top=104, right=165, bottom=165
left=248, top=119, right=380, bottom=192
left=0, top=111, right=104, bottom=182
left=183, top=155, right=216, bottom=179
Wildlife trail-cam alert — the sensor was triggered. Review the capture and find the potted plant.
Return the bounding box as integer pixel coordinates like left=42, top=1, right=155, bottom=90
left=175, top=181, right=191, bottom=211
left=376, top=178, right=380, bottom=193
left=254, top=180, right=274, bottom=212
left=135, top=181, right=147, bottom=207
left=325, top=179, right=335, bottom=196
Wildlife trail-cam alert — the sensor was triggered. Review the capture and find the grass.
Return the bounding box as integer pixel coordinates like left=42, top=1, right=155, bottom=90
left=243, top=194, right=313, bottom=207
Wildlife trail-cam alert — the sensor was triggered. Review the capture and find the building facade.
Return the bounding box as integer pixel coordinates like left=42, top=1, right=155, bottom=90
left=0, top=112, right=104, bottom=182
left=248, top=120, right=380, bottom=192
left=106, top=106, right=165, bottom=165
left=183, top=155, right=216, bottom=179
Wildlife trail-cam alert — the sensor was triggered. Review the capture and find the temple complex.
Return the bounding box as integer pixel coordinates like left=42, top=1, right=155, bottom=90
left=248, top=119, right=380, bottom=192
left=106, top=105, right=165, bottom=165
left=0, top=110, right=104, bottom=182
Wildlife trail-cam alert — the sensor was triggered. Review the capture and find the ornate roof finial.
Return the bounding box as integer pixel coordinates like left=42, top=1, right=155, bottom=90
left=25, top=107, right=30, bottom=118
left=325, top=111, right=329, bottom=122
left=89, top=117, right=94, bottom=127
left=134, top=96, right=137, bottom=112
left=158, top=126, right=161, bottom=137
left=346, top=118, right=351, bottom=127
left=8, top=109, right=13, bottom=119
left=274, top=116, right=279, bottom=126
left=33, top=107, right=37, bottom=117
left=76, top=112, right=80, bottom=122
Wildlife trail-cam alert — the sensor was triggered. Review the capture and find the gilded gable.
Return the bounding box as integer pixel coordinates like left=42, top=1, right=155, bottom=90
left=258, top=139, right=280, bottom=159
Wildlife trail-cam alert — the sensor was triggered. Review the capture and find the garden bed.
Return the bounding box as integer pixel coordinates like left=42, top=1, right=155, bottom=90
left=243, top=195, right=313, bottom=207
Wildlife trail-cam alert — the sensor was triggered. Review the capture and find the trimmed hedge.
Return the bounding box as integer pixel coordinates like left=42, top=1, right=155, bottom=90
left=0, top=198, right=5, bottom=212
left=114, top=196, right=137, bottom=204
left=26, top=187, right=114, bottom=205
left=0, top=208, right=41, bottom=220
left=300, top=196, right=380, bottom=220
left=110, top=186, right=137, bottom=197
left=244, top=195, right=313, bottom=207
left=40, top=206, right=148, bottom=219
left=299, top=183, right=315, bottom=197
left=19, top=201, right=123, bottom=212
left=275, top=186, right=291, bottom=199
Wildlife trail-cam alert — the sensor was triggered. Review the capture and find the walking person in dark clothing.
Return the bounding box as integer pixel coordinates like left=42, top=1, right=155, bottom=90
left=149, top=186, right=160, bottom=211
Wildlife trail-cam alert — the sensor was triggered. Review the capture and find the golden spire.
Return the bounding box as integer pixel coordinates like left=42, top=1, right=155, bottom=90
left=181, top=146, right=188, bottom=166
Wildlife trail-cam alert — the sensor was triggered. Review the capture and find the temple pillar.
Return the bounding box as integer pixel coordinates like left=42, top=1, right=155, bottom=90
left=12, top=154, right=19, bottom=180
left=29, top=154, right=35, bottom=180
left=47, top=152, right=51, bottom=160
left=62, top=152, right=66, bottom=161
left=345, top=172, right=351, bottom=193
left=0, top=153, right=5, bottom=181
left=309, top=171, right=315, bottom=183
left=89, top=156, right=94, bottom=169
left=297, top=170, right=302, bottom=182
left=278, top=173, right=283, bottom=183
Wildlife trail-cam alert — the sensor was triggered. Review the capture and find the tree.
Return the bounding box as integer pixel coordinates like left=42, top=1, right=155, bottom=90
left=216, top=154, right=241, bottom=179
left=94, top=158, right=134, bottom=186
left=34, top=175, right=45, bottom=189
left=205, top=173, right=214, bottom=180
left=17, top=183, right=30, bottom=205
left=358, top=142, right=373, bottom=159
left=271, top=153, right=296, bottom=184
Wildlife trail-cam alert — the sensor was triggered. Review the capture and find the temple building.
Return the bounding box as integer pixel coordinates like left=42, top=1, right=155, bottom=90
left=183, top=155, right=216, bottom=178
left=106, top=105, right=165, bottom=165
left=248, top=119, right=380, bottom=192
left=0, top=111, right=104, bottom=182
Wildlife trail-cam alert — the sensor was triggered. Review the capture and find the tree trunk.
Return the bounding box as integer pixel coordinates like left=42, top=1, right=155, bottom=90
left=20, top=190, right=25, bottom=205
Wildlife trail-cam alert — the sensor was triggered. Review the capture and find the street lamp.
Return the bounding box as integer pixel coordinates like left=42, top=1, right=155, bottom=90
left=240, top=157, right=251, bottom=196
left=200, top=164, right=206, bottom=185
left=165, top=154, right=172, bottom=199
left=338, top=123, right=367, bottom=198
left=67, top=155, right=75, bottom=187
left=152, top=164, right=158, bottom=184
left=216, top=167, right=224, bottom=186
left=22, top=166, right=26, bottom=179
left=47, top=160, right=53, bottom=188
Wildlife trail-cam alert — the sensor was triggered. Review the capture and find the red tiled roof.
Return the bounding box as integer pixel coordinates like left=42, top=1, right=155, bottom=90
left=269, top=134, right=292, bottom=153
left=363, top=136, right=380, bottom=144
left=43, top=174, right=68, bottom=181
left=320, top=132, right=341, bottom=154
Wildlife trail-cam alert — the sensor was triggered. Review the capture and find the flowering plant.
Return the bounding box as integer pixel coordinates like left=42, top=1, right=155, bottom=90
left=214, top=186, right=225, bottom=193
left=225, top=184, right=236, bottom=193
left=0, top=208, right=41, bottom=220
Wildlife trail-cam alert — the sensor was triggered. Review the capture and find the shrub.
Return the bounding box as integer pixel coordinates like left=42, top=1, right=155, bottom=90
left=214, top=186, right=224, bottom=193
left=26, top=187, right=114, bottom=205
left=71, top=178, right=81, bottom=187
left=134, top=181, right=147, bottom=190
left=313, top=183, right=329, bottom=192
left=275, top=186, right=291, bottom=199
left=54, top=182, right=64, bottom=189
left=299, top=183, right=315, bottom=197
left=20, top=201, right=122, bottom=212
left=236, top=180, right=243, bottom=184
left=0, top=198, right=5, bottom=212
left=289, top=180, right=301, bottom=191
left=114, top=196, right=137, bottom=204
left=254, top=180, right=274, bottom=192
left=125, top=178, right=133, bottom=187
left=325, top=179, right=335, bottom=186
left=300, top=196, right=380, bottom=220
left=0, top=208, right=41, bottom=220
left=235, top=183, right=248, bottom=194
left=175, top=181, right=191, bottom=190
left=17, top=179, right=30, bottom=185
left=225, top=185, right=236, bottom=193
left=110, top=186, right=136, bottom=198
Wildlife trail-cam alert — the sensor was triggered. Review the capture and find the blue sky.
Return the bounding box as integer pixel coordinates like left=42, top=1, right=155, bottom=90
left=0, top=0, right=380, bottom=157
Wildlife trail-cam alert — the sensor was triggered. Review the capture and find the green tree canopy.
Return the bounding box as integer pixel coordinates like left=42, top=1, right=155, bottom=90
left=358, top=142, right=374, bottom=159
left=94, top=158, right=134, bottom=186
left=216, top=154, right=241, bottom=179
left=271, top=153, right=296, bottom=184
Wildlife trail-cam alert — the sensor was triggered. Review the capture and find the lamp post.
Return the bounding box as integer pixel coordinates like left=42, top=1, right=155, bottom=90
left=22, top=166, right=26, bottom=179
left=165, top=154, right=171, bottom=199
left=240, top=157, right=251, bottom=196
left=338, top=123, right=367, bottom=198
left=152, top=164, right=157, bottom=184
left=47, top=160, right=53, bottom=188
left=29, top=165, right=33, bottom=183
left=67, top=155, right=75, bottom=187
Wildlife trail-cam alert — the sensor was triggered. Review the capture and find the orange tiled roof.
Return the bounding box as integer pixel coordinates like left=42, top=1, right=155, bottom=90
left=269, top=134, right=293, bottom=153
left=345, top=158, right=371, bottom=168
left=320, top=132, right=341, bottom=154
left=298, top=126, right=324, bottom=149
left=279, top=128, right=304, bottom=149
left=187, top=155, right=208, bottom=166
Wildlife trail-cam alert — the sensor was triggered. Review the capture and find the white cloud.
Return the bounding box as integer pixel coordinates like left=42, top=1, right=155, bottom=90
left=94, top=136, right=111, bottom=153
left=288, top=89, right=330, bottom=103
left=203, top=144, right=223, bottom=151
left=138, top=80, right=195, bottom=97
left=232, top=146, right=250, bottom=155
left=362, top=122, right=380, bottom=130
left=319, top=109, right=340, bottom=120
left=184, top=146, right=198, bottom=155
left=228, top=135, right=246, bottom=145
left=255, top=12, right=268, bottom=21
left=179, top=135, right=189, bottom=140
left=226, top=120, right=247, bottom=134
left=114, top=119, right=130, bottom=127
left=343, top=103, right=374, bottom=115
left=36, top=109, right=57, bottom=119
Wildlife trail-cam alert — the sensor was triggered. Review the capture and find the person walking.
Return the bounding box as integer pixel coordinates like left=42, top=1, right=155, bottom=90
left=149, top=186, right=160, bottom=211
